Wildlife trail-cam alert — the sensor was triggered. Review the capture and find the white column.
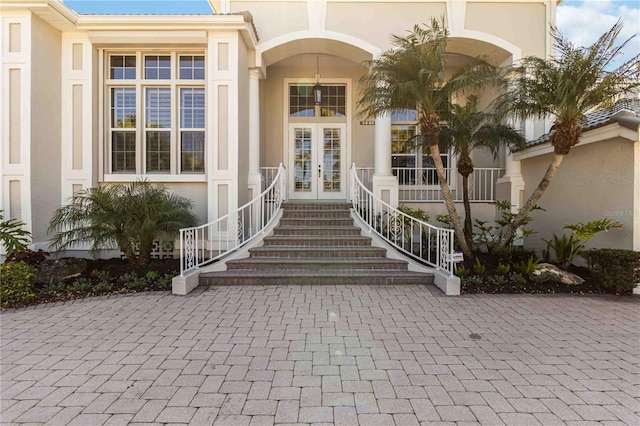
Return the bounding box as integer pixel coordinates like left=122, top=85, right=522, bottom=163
left=374, top=113, right=392, bottom=176
left=496, top=147, right=525, bottom=244
left=372, top=112, right=399, bottom=207
left=247, top=69, right=263, bottom=199
left=503, top=151, right=522, bottom=178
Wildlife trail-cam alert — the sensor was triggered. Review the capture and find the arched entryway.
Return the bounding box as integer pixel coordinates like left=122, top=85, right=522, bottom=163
left=258, top=36, right=377, bottom=200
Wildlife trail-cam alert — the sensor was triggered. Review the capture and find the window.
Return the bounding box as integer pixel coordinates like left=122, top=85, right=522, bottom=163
left=111, top=88, right=136, bottom=172
left=180, top=88, right=205, bottom=173
left=110, top=55, right=136, bottom=79
left=288, top=83, right=346, bottom=117
left=391, top=109, right=449, bottom=185
left=144, top=55, right=171, bottom=80
left=145, top=88, right=171, bottom=172
left=320, top=85, right=346, bottom=117
left=106, top=52, right=205, bottom=175
left=179, top=55, right=205, bottom=80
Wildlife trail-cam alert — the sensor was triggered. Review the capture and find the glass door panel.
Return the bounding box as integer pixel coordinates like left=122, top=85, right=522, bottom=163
left=289, top=123, right=346, bottom=200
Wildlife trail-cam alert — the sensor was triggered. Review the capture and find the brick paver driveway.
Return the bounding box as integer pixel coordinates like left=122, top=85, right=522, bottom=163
left=1, top=285, right=639, bottom=425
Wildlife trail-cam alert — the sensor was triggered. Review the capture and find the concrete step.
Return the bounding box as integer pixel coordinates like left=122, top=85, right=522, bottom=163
left=278, top=217, right=355, bottom=226
left=198, top=201, right=434, bottom=288
left=248, top=246, right=388, bottom=258
left=282, top=210, right=352, bottom=219
left=199, top=270, right=433, bottom=286
left=282, top=202, right=351, bottom=210
left=262, top=235, right=374, bottom=246
left=225, top=257, right=409, bottom=271
left=272, top=226, right=362, bottom=236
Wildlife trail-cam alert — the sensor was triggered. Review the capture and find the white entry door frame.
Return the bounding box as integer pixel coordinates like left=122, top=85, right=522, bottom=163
left=288, top=123, right=347, bottom=200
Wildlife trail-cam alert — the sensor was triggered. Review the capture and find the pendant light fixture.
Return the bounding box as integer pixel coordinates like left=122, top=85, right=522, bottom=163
left=313, top=55, right=322, bottom=105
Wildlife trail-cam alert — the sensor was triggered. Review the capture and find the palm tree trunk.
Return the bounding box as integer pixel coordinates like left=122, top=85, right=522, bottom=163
left=498, top=153, right=565, bottom=248
left=462, top=174, right=473, bottom=248
left=428, top=144, right=473, bottom=259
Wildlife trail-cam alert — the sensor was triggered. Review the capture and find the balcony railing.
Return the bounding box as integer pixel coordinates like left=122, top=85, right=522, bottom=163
left=356, top=167, right=504, bottom=203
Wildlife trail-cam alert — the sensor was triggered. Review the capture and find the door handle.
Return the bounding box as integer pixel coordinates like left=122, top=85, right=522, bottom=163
left=318, top=164, right=321, bottom=178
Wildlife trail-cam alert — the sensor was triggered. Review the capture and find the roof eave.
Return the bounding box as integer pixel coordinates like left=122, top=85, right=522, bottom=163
left=514, top=122, right=640, bottom=161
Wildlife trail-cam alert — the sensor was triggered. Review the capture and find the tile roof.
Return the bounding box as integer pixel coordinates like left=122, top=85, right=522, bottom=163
left=519, top=98, right=640, bottom=150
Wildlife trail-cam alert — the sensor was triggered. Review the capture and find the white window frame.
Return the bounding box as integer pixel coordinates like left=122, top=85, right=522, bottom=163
left=391, top=109, right=455, bottom=189
left=101, top=50, right=207, bottom=182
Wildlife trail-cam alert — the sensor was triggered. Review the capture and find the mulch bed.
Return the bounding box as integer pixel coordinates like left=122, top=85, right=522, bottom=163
left=82, top=257, right=180, bottom=278
left=8, top=257, right=181, bottom=309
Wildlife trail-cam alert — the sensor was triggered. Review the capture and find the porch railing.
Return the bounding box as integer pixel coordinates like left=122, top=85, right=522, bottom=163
left=179, top=163, right=286, bottom=275
left=260, top=167, right=279, bottom=187
left=350, top=164, right=455, bottom=275
left=356, top=167, right=504, bottom=203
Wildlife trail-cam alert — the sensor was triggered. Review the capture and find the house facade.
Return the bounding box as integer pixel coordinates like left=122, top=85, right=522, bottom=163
left=0, top=0, right=558, bottom=256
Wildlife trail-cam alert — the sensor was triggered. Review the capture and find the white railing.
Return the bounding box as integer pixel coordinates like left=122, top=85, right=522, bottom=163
left=350, top=164, right=456, bottom=275
left=260, top=167, right=279, bottom=187
left=179, top=163, right=286, bottom=275
left=356, top=167, right=504, bottom=203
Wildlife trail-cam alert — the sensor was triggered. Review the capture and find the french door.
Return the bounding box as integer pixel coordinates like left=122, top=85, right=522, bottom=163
left=288, top=123, right=347, bottom=200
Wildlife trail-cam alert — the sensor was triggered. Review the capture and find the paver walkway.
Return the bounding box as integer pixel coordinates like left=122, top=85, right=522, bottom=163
left=1, top=285, right=639, bottom=425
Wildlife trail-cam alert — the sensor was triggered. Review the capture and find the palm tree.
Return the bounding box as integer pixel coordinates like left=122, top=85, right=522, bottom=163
left=48, top=181, right=198, bottom=265
left=358, top=17, right=500, bottom=258
left=439, top=95, right=525, bottom=248
left=496, top=20, right=639, bottom=248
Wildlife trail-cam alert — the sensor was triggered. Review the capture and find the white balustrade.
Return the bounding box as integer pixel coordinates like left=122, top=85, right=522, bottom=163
left=350, top=164, right=456, bottom=275
left=179, top=164, right=286, bottom=275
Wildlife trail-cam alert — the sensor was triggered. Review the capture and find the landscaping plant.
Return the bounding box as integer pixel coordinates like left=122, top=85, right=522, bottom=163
left=584, top=249, right=640, bottom=295
left=48, top=181, right=198, bottom=265
left=495, top=20, right=639, bottom=248
left=0, top=211, right=31, bottom=257
left=0, top=261, right=36, bottom=307
left=439, top=95, right=524, bottom=248
left=543, top=218, right=622, bottom=270
left=358, top=17, right=502, bottom=259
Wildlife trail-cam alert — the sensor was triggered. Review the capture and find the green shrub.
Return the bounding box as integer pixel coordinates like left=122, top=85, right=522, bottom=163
left=509, top=272, right=528, bottom=286
left=496, top=263, right=511, bottom=275
left=584, top=249, right=640, bottom=295
left=48, top=181, right=197, bottom=266
left=456, top=265, right=470, bottom=278
left=94, top=281, right=113, bottom=293
left=542, top=234, right=583, bottom=270
left=0, top=211, right=31, bottom=257
left=0, top=261, right=36, bottom=307
left=42, top=280, right=68, bottom=296
left=543, top=218, right=623, bottom=270
left=513, top=255, right=540, bottom=275
left=472, top=257, right=486, bottom=275
left=155, top=274, right=173, bottom=290
left=69, top=278, right=93, bottom=294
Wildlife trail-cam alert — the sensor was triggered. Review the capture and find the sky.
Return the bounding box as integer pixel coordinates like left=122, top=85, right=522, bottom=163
left=64, top=0, right=640, bottom=66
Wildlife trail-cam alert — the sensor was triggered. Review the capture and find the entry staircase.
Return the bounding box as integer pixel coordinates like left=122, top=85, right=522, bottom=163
left=199, top=201, right=433, bottom=286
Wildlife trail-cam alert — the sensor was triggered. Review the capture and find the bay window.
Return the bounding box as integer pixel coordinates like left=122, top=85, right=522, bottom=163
left=106, top=52, right=205, bottom=176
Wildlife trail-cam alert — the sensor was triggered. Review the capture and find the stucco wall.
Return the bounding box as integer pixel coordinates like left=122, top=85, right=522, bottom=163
left=231, top=1, right=308, bottom=42
left=465, top=3, right=546, bottom=57
left=521, top=138, right=635, bottom=254
left=165, top=183, right=209, bottom=225
left=30, top=14, right=61, bottom=244
left=235, top=1, right=547, bottom=58
left=326, top=2, right=447, bottom=51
